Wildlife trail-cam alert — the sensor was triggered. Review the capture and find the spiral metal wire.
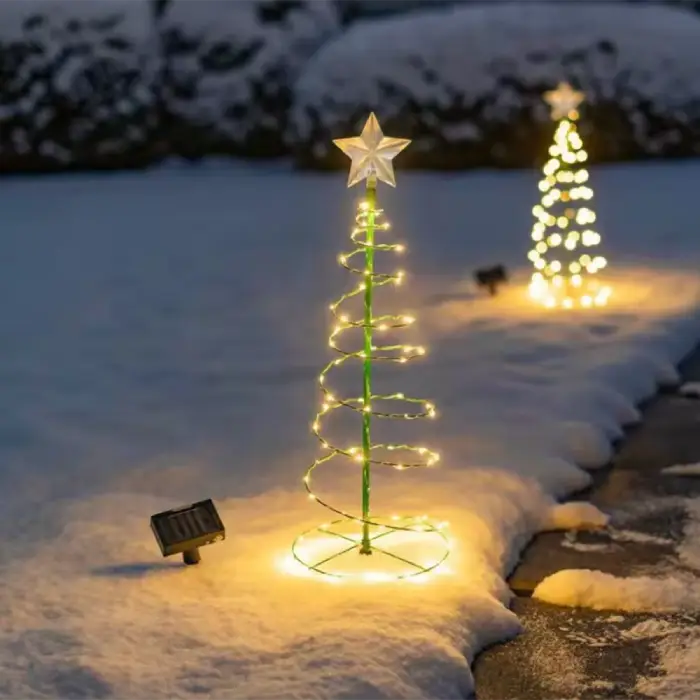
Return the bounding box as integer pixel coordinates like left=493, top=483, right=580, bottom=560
left=292, top=182, right=450, bottom=581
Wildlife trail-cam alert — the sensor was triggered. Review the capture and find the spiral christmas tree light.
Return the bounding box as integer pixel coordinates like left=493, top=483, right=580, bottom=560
left=528, top=82, right=612, bottom=309
left=291, top=114, right=450, bottom=582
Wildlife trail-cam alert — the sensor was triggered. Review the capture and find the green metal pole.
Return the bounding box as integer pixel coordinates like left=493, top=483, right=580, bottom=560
left=359, top=177, right=376, bottom=555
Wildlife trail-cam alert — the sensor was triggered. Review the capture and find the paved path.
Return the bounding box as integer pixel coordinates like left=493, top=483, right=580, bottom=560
left=473, top=347, right=700, bottom=699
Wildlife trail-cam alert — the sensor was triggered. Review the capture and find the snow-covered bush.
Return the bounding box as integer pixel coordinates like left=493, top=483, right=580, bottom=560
left=289, top=3, right=700, bottom=170
left=333, top=0, right=464, bottom=25
left=0, top=1, right=158, bottom=172
left=332, top=0, right=700, bottom=27
left=156, top=0, right=340, bottom=158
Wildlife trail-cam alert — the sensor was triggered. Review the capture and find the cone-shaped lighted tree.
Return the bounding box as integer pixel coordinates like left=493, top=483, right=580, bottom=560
left=528, top=82, right=611, bottom=309
left=291, top=114, right=450, bottom=582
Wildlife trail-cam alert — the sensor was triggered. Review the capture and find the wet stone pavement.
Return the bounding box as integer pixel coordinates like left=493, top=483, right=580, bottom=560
left=473, top=348, right=700, bottom=699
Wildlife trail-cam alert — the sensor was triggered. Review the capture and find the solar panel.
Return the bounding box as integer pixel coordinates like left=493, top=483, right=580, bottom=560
left=151, top=499, right=225, bottom=564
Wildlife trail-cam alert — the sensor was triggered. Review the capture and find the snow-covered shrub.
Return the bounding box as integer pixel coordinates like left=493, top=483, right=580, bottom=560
left=156, top=0, right=341, bottom=158
left=333, top=0, right=464, bottom=26
left=0, top=1, right=158, bottom=172
left=334, top=0, right=700, bottom=21
left=289, top=3, right=700, bottom=170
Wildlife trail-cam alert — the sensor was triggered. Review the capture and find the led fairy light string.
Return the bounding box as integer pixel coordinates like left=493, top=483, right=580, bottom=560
left=291, top=113, right=450, bottom=581
left=528, top=82, right=612, bottom=309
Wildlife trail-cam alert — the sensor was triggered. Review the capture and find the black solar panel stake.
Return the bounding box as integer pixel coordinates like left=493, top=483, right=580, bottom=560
left=150, top=498, right=225, bottom=565
left=474, top=264, right=508, bottom=296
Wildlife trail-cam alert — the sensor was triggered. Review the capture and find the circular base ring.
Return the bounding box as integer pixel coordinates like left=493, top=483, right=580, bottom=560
left=291, top=515, right=450, bottom=582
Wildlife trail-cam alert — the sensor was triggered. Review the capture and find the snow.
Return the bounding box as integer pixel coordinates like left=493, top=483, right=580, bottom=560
left=158, top=0, right=339, bottom=153
left=678, top=498, right=700, bottom=572
left=0, top=0, right=157, bottom=164
left=678, top=381, right=700, bottom=397
left=608, top=528, right=673, bottom=547
left=662, top=463, right=700, bottom=476
left=2, top=158, right=700, bottom=697
left=633, top=497, right=700, bottom=697
left=335, top=0, right=463, bottom=23
left=533, top=569, right=700, bottom=612
left=290, top=2, right=700, bottom=165
left=0, top=0, right=151, bottom=39
left=541, top=502, right=610, bottom=532
left=533, top=476, right=700, bottom=621
left=637, top=626, right=700, bottom=699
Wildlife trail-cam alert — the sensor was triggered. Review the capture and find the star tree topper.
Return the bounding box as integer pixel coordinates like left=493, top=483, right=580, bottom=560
left=544, top=82, right=585, bottom=121
left=333, top=113, right=411, bottom=188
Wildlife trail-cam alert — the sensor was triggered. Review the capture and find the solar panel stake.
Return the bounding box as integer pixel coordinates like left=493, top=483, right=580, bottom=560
left=182, top=548, right=201, bottom=566
left=151, top=499, right=225, bottom=566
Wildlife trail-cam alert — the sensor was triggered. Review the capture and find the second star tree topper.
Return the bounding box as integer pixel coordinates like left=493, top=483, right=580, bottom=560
left=333, top=113, right=411, bottom=188
left=544, top=82, right=585, bottom=121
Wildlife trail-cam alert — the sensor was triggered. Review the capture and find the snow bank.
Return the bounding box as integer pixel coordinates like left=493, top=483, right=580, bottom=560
left=157, top=0, right=340, bottom=158
left=662, top=463, right=700, bottom=476
left=533, top=569, right=700, bottom=612
left=679, top=381, right=700, bottom=397
left=290, top=2, right=700, bottom=169
left=0, top=0, right=158, bottom=171
left=541, top=501, right=610, bottom=531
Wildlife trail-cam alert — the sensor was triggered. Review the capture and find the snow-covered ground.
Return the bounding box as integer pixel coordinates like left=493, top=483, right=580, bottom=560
left=1, top=158, right=700, bottom=698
